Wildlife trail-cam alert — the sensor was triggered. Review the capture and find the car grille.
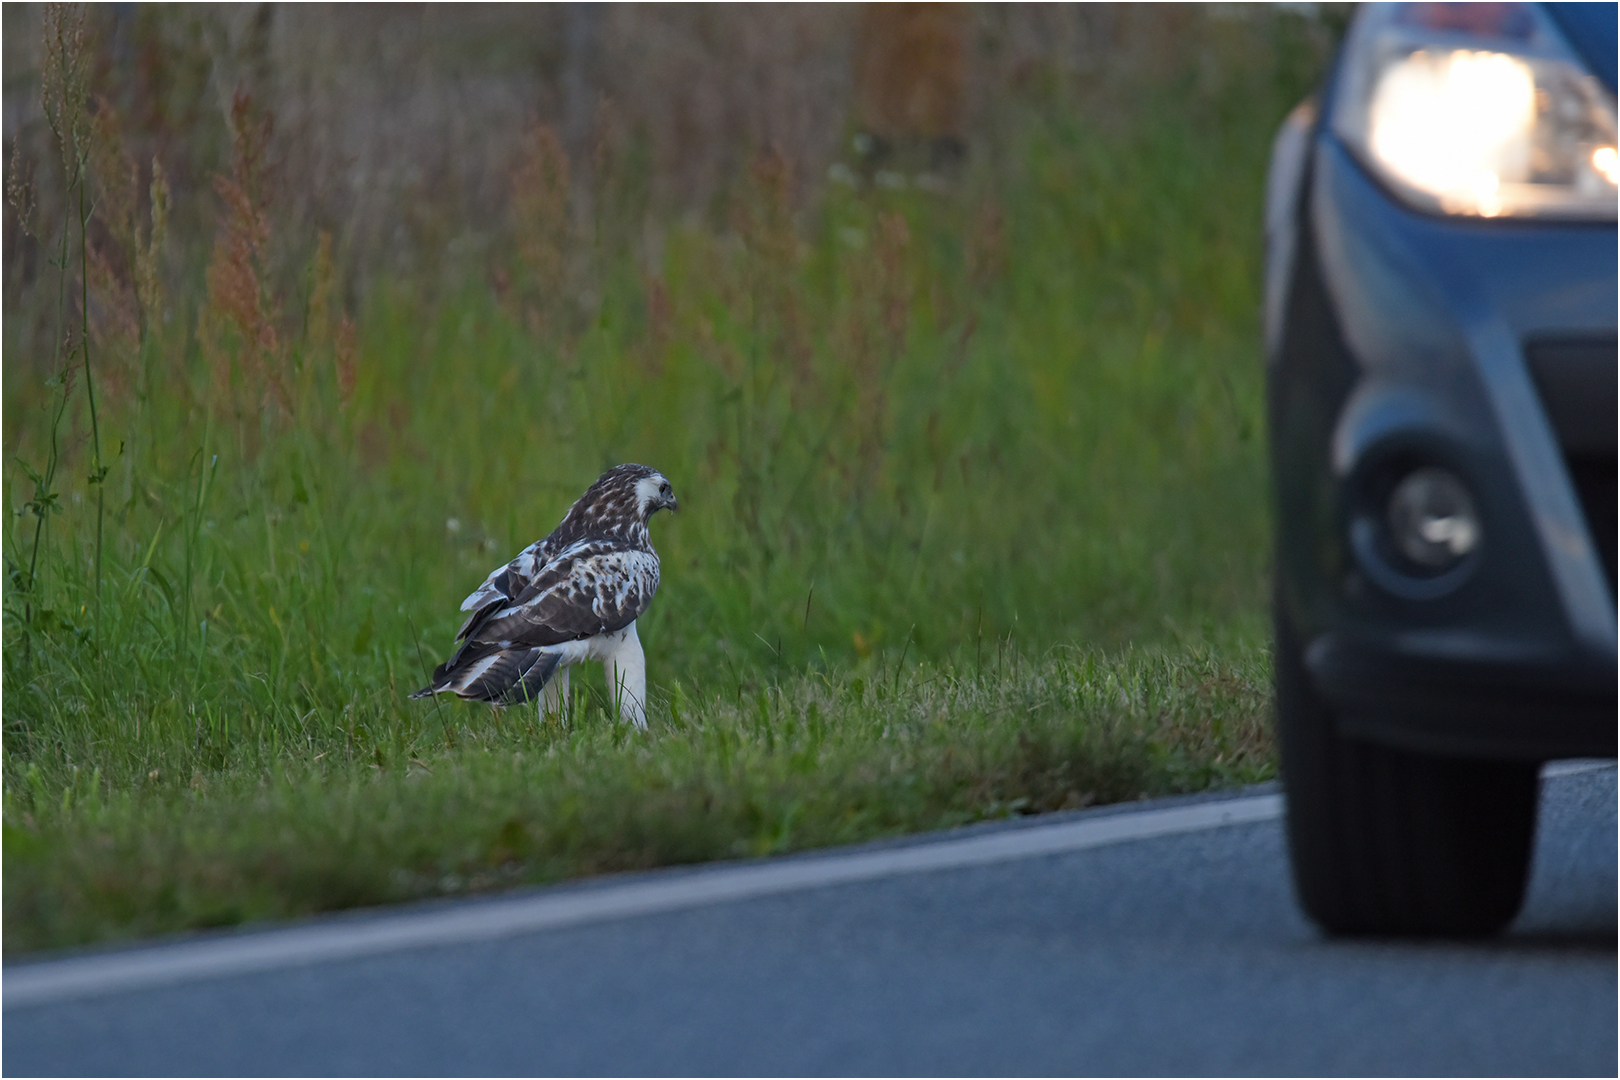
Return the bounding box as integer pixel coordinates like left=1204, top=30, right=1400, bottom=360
left=1525, top=337, right=1618, bottom=598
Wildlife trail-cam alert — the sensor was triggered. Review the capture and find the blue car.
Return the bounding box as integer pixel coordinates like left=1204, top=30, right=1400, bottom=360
left=1264, top=2, right=1616, bottom=936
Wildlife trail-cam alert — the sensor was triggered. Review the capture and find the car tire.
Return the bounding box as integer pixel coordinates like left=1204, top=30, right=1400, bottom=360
left=1273, top=596, right=1541, bottom=937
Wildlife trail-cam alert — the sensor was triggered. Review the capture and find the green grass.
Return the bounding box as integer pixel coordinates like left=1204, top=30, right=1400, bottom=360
left=4, top=646, right=1272, bottom=953
left=2, top=10, right=1331, bottom=954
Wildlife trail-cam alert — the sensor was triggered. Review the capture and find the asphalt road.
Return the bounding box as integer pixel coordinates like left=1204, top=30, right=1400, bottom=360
left=5, top=762, right=1613, bottom=1077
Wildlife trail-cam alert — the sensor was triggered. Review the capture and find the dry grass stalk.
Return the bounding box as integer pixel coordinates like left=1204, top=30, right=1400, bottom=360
left=134, top=159, right=169, bottom=338
left=334, top=314, right=358, bottom=412
left=81, top=100, right=144, bottom=399
left=8, top=133, right=38, bottom=240
left=509, top=122, right=578, bottom=342
left=301, top=228, right=359, bottom=416
left=88, top=101, right=137, bottom=249
left=828, top=207, right=913, bottom=491
left=201, top=88, right=288, bottom=421
left=305, top=229, right=336, bottom=346
left=736, top=147, right=813, bottom=397
left=82, top=241, right=137, bottom=399
left=41, top=3, right=90, bottom=186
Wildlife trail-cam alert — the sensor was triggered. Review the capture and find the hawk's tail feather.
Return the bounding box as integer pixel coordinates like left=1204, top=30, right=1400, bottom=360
left=409, top=646, right=561, bottom=706
left=497, top=650, right=562, bottom=706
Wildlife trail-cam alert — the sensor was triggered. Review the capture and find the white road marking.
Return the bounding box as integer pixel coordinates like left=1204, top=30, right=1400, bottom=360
left=3, top=792, right=1283, bottom=1009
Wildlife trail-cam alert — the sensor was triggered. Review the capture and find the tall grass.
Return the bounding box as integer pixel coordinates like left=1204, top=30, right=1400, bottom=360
left=3, top=5, right=1338, bottom=952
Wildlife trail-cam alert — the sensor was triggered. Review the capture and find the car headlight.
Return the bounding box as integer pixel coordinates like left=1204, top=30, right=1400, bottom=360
left=1332, top=2, right=1617, bottom=219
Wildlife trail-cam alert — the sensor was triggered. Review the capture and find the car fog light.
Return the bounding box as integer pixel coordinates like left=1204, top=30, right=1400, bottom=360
left=1387, top=467, right=1481, bottom=568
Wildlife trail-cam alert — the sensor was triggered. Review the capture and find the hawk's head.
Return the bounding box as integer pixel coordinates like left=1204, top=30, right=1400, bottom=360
left=630, top=467, right=679, bottom=518
left=561, top=463, right=677, bottom=542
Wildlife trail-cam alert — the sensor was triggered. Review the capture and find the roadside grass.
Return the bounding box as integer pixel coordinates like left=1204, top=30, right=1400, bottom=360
left=3, top=8, right=1329, bottom=954
left=4, top=645, right=1272, bottom=954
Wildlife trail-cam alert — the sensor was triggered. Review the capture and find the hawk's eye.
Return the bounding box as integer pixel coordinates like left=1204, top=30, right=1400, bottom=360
left=660, top=482, right=671, bottom=495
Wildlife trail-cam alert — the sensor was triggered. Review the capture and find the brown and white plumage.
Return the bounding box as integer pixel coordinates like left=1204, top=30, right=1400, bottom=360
left=411, top=464, right=677, bottom=726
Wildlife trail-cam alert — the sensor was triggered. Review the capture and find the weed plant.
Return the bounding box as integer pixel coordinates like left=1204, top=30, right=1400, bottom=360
left=3, top=5, right=1334, bottom=952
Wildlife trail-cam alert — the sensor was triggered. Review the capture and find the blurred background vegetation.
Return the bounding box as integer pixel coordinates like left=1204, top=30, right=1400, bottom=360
left=2, top=3, right=1346, bottom=950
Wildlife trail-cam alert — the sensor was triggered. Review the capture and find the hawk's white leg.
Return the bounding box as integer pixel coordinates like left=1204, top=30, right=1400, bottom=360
left=605, top=621, right=648, bottom=728
left=541, top=665, right=571, bottom=724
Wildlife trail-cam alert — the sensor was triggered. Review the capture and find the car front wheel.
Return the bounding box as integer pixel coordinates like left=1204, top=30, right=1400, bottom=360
left=1273, top=597, right=1541, bottom=937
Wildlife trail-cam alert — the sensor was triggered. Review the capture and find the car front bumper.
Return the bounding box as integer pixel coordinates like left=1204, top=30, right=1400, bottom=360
left=1308, top=628, right=1614, bottom=759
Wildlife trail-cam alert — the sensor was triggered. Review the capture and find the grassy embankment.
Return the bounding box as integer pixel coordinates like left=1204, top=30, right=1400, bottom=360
left=2, top=10, right=1328, bottom=953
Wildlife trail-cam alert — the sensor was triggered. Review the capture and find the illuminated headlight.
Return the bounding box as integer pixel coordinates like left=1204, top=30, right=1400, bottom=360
left=1333, top=3, right=1617, bottom=219
left=1387, top=467, right=1481, bottom=570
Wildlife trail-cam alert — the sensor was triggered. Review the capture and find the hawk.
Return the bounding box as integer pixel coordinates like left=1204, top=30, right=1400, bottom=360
left=411, top=463, right=677, bottom=727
